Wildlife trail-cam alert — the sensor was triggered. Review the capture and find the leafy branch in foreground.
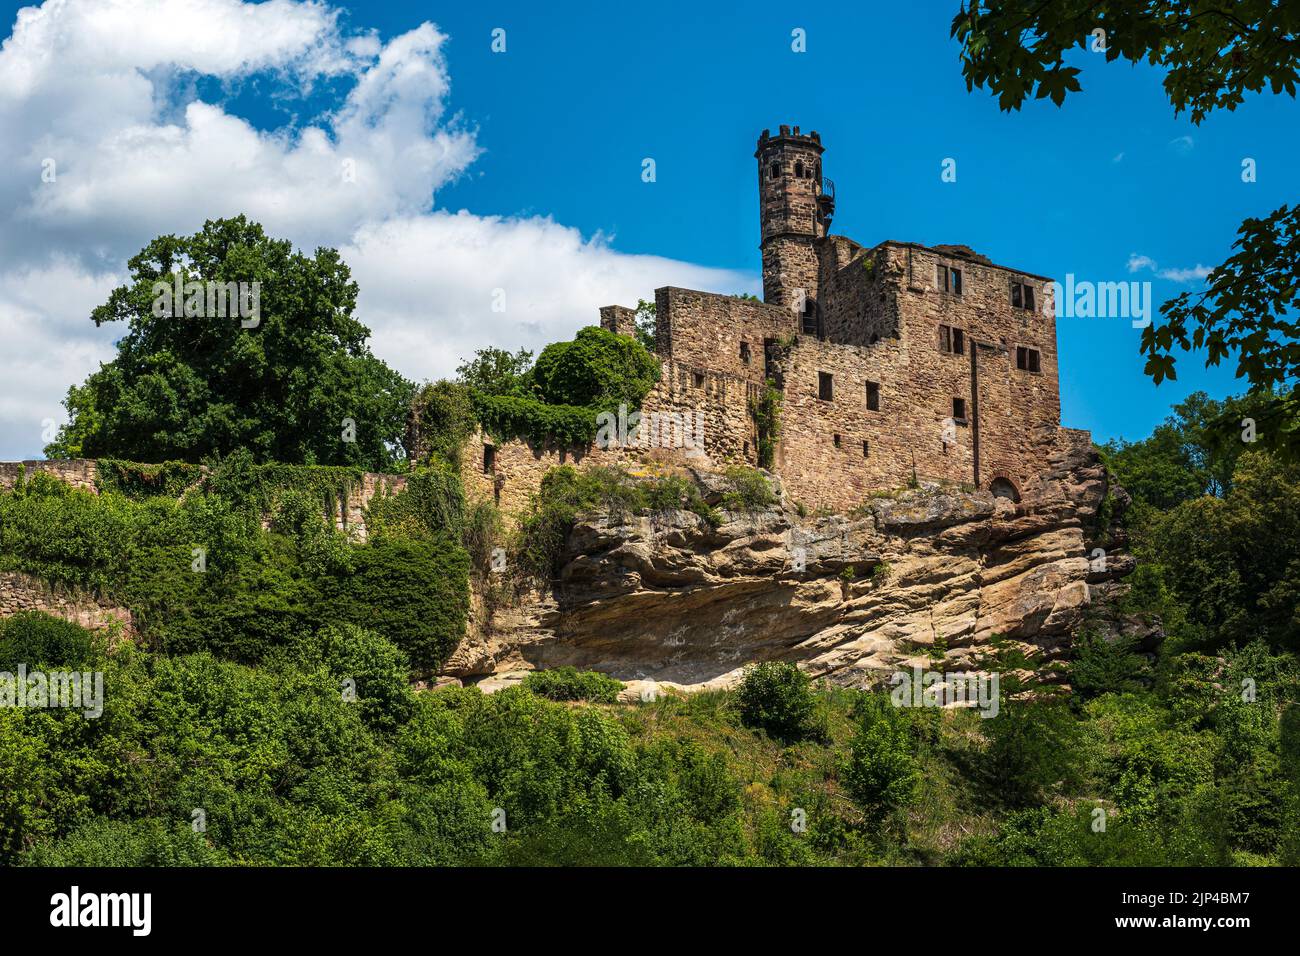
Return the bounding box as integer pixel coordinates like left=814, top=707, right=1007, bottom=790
left=952, top=0, right=1300, bottom=124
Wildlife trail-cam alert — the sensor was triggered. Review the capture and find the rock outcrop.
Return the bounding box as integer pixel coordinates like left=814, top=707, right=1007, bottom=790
left=450, top=429, right=1148, bottom=694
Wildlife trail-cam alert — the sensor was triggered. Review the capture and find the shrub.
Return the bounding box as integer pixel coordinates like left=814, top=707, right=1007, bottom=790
left=719, top=466, right=775, bottom=512
left=0, top=612, right=95, bottom=671
left=842, top=693, right=920, bottom=825
left=272, top=624, right=415, bottom=731
left=982, top=698, right=1083, bottom=808
left=736, top=662, right=821, bottom=743
left=326, top=536, right=470, bottom=673
left=21, top=818, right=228, bottom=867
left=523, top=667, right=624, bottom=703
left=1070, top=630, right=1151, bottom=699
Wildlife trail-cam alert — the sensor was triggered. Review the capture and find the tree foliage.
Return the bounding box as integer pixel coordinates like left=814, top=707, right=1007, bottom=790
left=46, top=217, right=413, bottom=471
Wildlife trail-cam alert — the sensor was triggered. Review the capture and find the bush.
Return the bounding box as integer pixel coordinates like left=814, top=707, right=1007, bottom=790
left=842, top=693, right=920, bottom=825
left=982, top=698, right=1082, bottom=808
left=523, top=667, right=623, bottom=703
left=719, top=466, right=775, bottom=512
left=326, top=536, right=470, bottom=673
left=0, top=612, right=95, bottom=671
left=736, top=662, right=821, bottom=743
left=21, top=818, right=229, bottom=867
left=530, top=326, right=659, bottom=409
left=1070, top=631, right=1151, bottom=699
left=272, top=624, right=415, bottom=731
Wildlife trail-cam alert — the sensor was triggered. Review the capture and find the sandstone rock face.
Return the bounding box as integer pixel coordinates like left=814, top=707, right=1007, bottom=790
left=451, top=430, right=1143, bottom=692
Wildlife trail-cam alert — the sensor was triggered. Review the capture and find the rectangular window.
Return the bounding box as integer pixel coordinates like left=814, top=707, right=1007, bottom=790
left=939, top=325, right=964, bottom=355
left=801, top=301, right=817, bottom=335
left=740, top=340, right=751, bottom=365
left=865, top=380, right=880, bottom=411
left=693, top=372, right=705, bottom=388
left=483, top=445, right=496, bottom=474
left=1011, top=280, right=1036, bottom=311
left=952, top=397, right=967, bottom=422
left=937, top=265, right=964, bottom=295
left=1016, top=346, right=1042, bottom=373
left=833, top=433, right=842, bottom=448
left=818, top=371, right=833, bottom=401
left=862, top=440, right=870, bottom=458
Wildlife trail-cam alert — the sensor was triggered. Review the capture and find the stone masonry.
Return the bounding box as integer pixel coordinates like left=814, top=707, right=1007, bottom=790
left=466, top=125, right=1074, bottom=517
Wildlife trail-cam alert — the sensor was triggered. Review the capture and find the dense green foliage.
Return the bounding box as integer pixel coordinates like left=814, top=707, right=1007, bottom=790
left=47, top=218, right=413, bottom=470
left=1104, top=390, right=1300, bottom=655
left=736, top=662, right=824, bottom=744
left=0, top=612, right=95, bottom=671
left=522, top=667, right=624, bottom=704
left=7, top=612, right=1290, bottom=866
left=455, top=327, right=661, bottom=449
left=0, top=458, right=468, bottom=673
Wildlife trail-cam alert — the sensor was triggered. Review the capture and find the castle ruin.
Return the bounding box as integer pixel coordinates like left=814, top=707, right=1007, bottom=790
left=463, top=125, right=1075, bottom=515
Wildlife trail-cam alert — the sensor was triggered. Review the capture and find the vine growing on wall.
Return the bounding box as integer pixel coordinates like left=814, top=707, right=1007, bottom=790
left=751, top=380, right=783, bottom=470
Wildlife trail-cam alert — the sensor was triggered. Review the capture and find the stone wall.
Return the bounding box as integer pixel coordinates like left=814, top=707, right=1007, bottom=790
left=654, top=286, right=796, bottom=385
left=461, top=354, right=762, bottom=520
left=0, top=571, right=134, bottom=637
left=0, top=459, right=99, bottom=493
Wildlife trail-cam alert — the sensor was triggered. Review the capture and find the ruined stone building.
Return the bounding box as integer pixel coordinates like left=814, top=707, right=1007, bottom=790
left=464, top=126, right=1077, bottom=515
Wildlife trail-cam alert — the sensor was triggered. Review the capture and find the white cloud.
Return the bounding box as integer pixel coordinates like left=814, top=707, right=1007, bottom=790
left=1157, top=264, right=1211, bottom=282
left=1167, top=135, right=1195, bottom=153
left=344, top=214, right=754, bottom=387
left=1125, top=254, right=1211, bottom=284
left=0, top=0, right=755, bottom=459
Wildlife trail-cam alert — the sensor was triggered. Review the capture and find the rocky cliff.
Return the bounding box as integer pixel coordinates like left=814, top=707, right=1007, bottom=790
left=446, top=429, right=1153, bottom=696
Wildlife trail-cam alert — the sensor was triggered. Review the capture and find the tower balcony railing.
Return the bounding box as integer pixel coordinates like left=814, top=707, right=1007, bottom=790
left=820, top=177, right=835, bottom=200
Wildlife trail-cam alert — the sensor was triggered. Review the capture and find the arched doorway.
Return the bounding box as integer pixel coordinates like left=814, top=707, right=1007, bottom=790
left=989, top=477, right=1020, bottom=503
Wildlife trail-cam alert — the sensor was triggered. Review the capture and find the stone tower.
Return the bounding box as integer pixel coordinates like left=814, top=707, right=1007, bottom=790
left=755, top=125, right=835, bottom=321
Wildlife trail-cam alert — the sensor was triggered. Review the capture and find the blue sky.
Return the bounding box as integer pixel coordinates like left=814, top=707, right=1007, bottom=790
left=1, top=0, right=1295, bottom=457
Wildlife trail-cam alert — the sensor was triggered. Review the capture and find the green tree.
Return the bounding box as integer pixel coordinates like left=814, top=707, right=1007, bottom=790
left=455, top=347, right=534, bottom=396
left=842, top=693, right=920, bottom=825
left=46, top=216, right=413, bottom=470
left=952, top=2, right=1300, bottom=454
left=530, top=325, right=660, bottom=409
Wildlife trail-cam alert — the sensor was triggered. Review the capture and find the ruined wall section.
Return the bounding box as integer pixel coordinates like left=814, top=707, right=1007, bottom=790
left=462, top=353, right=761, bottom=521
left=891, top=243, right=1061, bottom=495
left=654, top=286, right=797, bottom=385
left=817, top=240, right=902, bottom=347
left=0, top=571, right=134, bottom=638
left=0, top=460, right=99, bottom=492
